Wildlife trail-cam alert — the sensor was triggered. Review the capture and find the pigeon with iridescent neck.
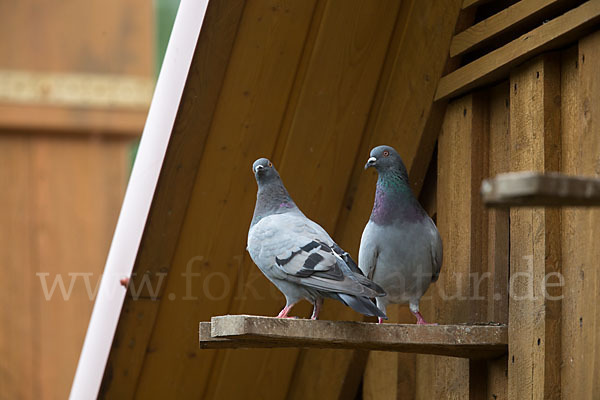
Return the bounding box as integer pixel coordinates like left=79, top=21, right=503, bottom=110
left=359, top=145, right=442, bottom=324
left=247, top=157, right=387, bottom=320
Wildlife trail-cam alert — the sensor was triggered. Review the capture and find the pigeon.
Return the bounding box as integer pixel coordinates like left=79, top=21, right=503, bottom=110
left=359, top=145, right=442, bottom=324
left=247, top=157, right=387, bottom=320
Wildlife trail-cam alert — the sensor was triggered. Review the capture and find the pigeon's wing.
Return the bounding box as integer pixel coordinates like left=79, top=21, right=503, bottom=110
left=249, top=213, right=382, bottom=298
left=427, top=218, right=443, bottom=283
left=301, top=218, right=370, bottom=278
left=358, top=221, right=379, bottom=281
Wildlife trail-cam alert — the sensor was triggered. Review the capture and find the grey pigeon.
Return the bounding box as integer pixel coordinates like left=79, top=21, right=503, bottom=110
left=359, top=145, right=442, bottom=324
left=247, top=158, right=387, bottom=320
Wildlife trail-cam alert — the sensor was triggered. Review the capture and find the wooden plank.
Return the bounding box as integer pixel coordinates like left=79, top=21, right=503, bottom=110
left=507, top=54, right=562, bottom=400
left=462, top=0, right=494, bottom=10
left=451, top=0, right=574, bottom=58
left=200, top=315, right=508, bottom=359
left=0, top=0, right=153, bottom=76
left=436, top=0, right=600, bottom=101
left=0, top=69, right=151, bottom=135
left=485, top=82, right=510, bottom=400
left=203, top=1, right=403, bottom=399
left=363, top=307, right=416, bottom=400
left=287, top=1, right=465, bottom=399
left=0, top=135, right=36, bottom=400
left=34, top=136, right=129, bottom=400
left=487, top=82, right=510, bottom=324
left=0, top=104, right=146, bottom=136
left=0, top=70, right=153, bottom=108
left=482, top=171, right=600, bottom=206
left=0, top=0, right=153, bottom=137
left=431, top=93, right=490, bottom=399
left=560, top=34, right=600, bottom=399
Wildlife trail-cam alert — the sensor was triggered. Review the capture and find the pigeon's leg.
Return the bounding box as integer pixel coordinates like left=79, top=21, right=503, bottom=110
left=276, top=301, right=298, bottom=318
left=310, top=298, right=323, bottom=320
left=375, top=298, right=388, bottom=324
left=409, top=301, right=437, bottom=325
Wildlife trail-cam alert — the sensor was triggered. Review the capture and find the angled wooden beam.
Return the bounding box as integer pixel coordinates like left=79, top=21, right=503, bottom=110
left=436, top=0, right=600, bottom=101
left=199, top=315, right=508, bottom=359
left=462, top=0, right=493, bottom=10
left=482, top=172, right=600, bottom=207
left=451, top=0, right=574, bottom=58
left=72, top=1, right=246, bottom=398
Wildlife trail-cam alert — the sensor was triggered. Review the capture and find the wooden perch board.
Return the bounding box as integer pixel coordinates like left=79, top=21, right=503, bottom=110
left=199, top=315, right=507, bottom=359
left=482, top=172, right=600, bottom=207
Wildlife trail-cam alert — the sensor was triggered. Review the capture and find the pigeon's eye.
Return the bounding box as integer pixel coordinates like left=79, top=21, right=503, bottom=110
left=383, top=150, right=390, bottom=157
left=268, top=162, right=272, bottom=167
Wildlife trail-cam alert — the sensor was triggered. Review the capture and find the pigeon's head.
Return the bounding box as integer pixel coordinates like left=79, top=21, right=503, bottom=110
left=252, top=157, right=280, bottom=184
left=365, top=145, right=407, bottom=172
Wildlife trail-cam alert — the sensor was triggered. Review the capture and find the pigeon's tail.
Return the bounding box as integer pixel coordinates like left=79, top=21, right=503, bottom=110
left=337, top=293, right=388, bottom=320
left=352, top=273, right=386, bottom=297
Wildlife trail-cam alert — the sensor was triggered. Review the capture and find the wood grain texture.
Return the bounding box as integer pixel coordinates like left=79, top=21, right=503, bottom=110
left=0, top=104, right=147, bottom=136
left=485, top=82, right=511, bottom=400
left=0, top=136, right=130, bottom=400
left=363, top=307, right=416, bottom=400
left=0, top=1, right=148, bottom=398
left=451, top=0, right=573, bottom=57
left=0, top=0, right=152, bottom=75
left=419, top=93, right=490, bottom=399
left=35, top=137, right=129, bottom=400
left=507, top=54, right=562, bottom=400
left=200, top=315, right=508, bottom=359
left=462, top=0, right=494, bottom=10
left=436, top=0, right=600, bottom=101
left=560, top=34, right=600, bottom=399
left=0, top=135, right=35, bottom=400
left=487, top=82, right=510, bottom=325
left=482, top=171, right=600, bottom=206
left=0, top=0, right=153, bottom=135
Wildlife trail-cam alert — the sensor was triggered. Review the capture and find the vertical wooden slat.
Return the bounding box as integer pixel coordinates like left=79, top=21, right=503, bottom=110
left=508, top=54, right=561, bottom=399
left=421, top=93, right=489, bottom=400
left=560, top=33, right=600, bottom=399
left=362, top=307, right=416, bottom=400
left=0, top=135, right=35, bottom=400
left=486, top=82, right=510, bottom=400
left=0, top=0, right=153, bottom=75
left=34, top=137, right=129, bottom=400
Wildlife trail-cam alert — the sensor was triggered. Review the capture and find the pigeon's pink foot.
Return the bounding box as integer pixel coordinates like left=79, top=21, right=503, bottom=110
left=413, top=311, right=437, bottom=325
left=276, top=305, right=295, bottom=319
left=378, top=317, right=385, bottom=324
left=310, top=299, right=323, bottom=320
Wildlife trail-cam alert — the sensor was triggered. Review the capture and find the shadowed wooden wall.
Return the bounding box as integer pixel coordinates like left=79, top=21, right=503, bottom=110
left=0, top=1, right=152, bottom=399
left=418, top=34, right=600, bottom=400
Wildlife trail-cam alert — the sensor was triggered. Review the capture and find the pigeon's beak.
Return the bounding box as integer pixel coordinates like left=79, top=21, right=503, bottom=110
left=254, top=165, right=265, bottom=173
left=364, top=157, right=377, bottom=170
